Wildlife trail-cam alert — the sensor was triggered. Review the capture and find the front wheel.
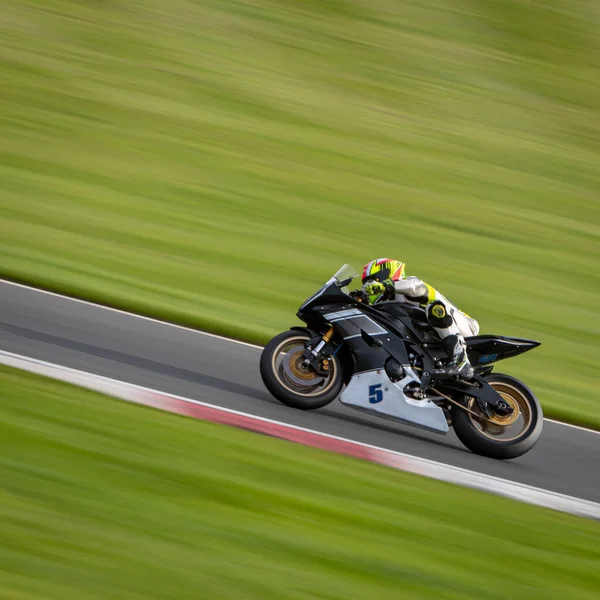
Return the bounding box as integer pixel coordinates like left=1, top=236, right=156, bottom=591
left=260, top=330, right=344, bottom=410
left=451, top=373, right=543, bottom=460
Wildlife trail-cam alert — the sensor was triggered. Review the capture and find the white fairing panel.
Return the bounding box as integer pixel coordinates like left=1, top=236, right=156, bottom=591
left=339, top=369, right=449, bottom=433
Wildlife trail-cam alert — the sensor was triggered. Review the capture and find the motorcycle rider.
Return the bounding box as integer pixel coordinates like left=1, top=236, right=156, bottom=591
left=361, top=258, right=479, bottom=380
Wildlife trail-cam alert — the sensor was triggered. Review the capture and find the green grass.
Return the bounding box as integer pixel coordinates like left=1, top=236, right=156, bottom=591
left=1, top=1, right=599, bottom=427
left=1, top=365, right=599, bottom=600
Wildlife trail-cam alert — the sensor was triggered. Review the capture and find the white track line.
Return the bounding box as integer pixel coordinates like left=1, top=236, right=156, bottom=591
left=1, top=278, right=598, bottom=436
left=1, top=349, right=599, bottom=521
left=543, top=418, right=599, bottom=434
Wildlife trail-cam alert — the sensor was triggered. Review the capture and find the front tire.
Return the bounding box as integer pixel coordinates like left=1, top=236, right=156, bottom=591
left=260, top=330, right=344, bottom=410
left=452, top=373, right=543, bottom=460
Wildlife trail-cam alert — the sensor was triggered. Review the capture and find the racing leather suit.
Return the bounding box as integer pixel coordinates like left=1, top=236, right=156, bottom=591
left=393, top=277, right=479, bottom=376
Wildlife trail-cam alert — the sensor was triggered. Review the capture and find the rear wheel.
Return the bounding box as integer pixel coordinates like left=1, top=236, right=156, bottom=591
left=260, top=330, right=344, bottom=410
left=451, top=373, right=543, bottom=459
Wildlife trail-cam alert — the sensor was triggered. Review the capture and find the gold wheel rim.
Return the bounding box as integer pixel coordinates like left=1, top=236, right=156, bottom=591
left=271, top=336, right=337, bottom=397
left=467, top=382, right=533, bottom=442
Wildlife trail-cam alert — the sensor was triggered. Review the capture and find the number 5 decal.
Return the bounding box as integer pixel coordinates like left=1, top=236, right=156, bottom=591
left=368, top=383, right=383, bottom=404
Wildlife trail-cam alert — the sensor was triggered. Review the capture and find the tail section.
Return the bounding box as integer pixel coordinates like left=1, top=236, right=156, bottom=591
left=466, top=335, right=541, bottom=366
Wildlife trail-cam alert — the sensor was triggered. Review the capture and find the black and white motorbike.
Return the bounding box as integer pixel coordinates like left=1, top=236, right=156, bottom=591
left=260, top=265, right=543, bottom=459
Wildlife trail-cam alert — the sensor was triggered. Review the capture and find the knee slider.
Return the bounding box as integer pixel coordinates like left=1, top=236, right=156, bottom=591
left=427, top=301, right=452, bottom=329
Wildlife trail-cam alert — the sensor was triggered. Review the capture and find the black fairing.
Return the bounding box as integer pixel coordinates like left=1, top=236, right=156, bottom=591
left=305, top=303, right=410, bottom=374
left=307, top=299, right=438, bottom=365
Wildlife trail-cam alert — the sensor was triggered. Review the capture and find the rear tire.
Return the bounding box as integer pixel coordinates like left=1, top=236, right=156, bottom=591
left=260, top=330, right=344, bottom=410
left=452, top=373, right=543, bottom=459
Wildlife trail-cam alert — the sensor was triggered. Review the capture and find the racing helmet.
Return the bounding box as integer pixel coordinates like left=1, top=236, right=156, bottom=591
left=361, top=258, right=406, bottom=284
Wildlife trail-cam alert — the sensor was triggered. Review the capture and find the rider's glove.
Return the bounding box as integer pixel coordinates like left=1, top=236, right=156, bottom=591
left=362, top=280, right=387, bottom=296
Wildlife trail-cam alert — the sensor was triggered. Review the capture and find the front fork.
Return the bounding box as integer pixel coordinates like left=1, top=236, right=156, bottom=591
left=302, top=326, right=335, bottom=375
left=310, top=326, right=334, bottom=356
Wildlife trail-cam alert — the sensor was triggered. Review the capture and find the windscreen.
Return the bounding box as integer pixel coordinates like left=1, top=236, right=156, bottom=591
left=332, top=264, right=358, bottom=295
left=332, top=264, right=358, bottom=284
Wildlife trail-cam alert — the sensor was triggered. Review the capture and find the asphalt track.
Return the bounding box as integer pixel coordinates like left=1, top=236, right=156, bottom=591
left=1, top=280, right=599, bottom=503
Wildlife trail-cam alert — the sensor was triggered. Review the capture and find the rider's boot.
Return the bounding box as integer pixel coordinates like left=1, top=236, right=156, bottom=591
left=432, top=335, right=474, bottom=381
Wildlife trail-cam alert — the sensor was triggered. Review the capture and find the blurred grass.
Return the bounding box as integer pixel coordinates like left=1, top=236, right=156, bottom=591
left=1, top=1, right=599, bottom=427
left=1, top=365, right=599, bottom=600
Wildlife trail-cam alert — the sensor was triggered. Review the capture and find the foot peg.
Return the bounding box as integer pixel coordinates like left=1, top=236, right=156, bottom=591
left=431, top=364, right=474, bottom=381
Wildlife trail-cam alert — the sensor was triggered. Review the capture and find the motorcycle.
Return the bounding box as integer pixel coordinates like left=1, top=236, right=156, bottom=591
left=260, top=265, right=543, bottom=459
